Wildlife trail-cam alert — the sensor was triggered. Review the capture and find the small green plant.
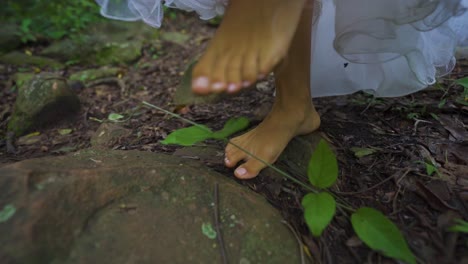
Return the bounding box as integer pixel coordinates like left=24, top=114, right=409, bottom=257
left=449, top=219, right=468, bottom=233
left=303, top=140, right=416, bottom=264
left=143, top=101, right=416, bottom=264
left=455, top=77, right=468, bottom=106
left=3, top=0, right=102, bottom=42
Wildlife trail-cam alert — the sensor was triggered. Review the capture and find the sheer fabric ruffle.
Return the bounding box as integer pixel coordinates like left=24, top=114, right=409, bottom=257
left=95, top=0, right=468, bottom=97
left=311, top=0, right=468, bottom=97
left=95, top=0, right=227, bottom=27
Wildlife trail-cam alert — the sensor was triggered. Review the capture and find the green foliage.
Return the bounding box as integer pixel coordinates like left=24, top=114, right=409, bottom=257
left=455, top=77, right=468, bottom=106
left=108, top=113, right=125, bottom=122
left=302, top=192, right=336, bottom=237
left=211, top=117, right=249, bottom=139
left=350, top=147, right=376, bottom=158
left=449, top=219, right=468, bottom=233
left=307, top=139, right=338, bottom=189
left=161, top=125, right=213, bottom=146
left=351, top=208, right=416, bottom=264
left=425, top=162, right=439, bottom=177
left=161, top=117, right=249, bottom=146
left=2, top=0, right=102, bottom=42
left=0, top=204, right=16, bottom=223
left=201, top=222, right=217, bottom=239
left=455, top=77, right=468, bottom=88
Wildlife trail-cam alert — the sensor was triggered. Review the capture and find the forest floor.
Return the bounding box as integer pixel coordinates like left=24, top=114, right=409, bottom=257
left=1, top=11, right=467, bottom=264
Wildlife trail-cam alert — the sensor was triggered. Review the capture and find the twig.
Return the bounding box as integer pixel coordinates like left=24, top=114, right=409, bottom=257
left=214, top=183, right=228, bottom=264
left=281, top=220, right=306, bottom=264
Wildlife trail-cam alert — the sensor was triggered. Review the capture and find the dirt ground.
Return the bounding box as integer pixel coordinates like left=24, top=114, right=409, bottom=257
left=1, top=12, right=467, bottom=264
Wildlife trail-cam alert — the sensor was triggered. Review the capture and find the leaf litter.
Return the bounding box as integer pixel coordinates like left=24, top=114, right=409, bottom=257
left=0, top=11, right=467, bottom=264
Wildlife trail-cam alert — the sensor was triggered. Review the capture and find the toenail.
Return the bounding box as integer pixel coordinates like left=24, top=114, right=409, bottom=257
left=242, top=81, right=251, bottom=88
left=227, top=83, right=238, bottom=92
left=224, top=157, right=230, bottom=164
left=235, top=167, right=247, bottom=177
left=193, top=77, right=209, bottom=89
left=212, top=82, right=224, bottom=91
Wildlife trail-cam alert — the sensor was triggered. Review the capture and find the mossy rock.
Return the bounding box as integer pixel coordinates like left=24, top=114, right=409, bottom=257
left=40, top=20, right=158, bottom=65
left=11, top=72, right=35, bottom=89
left=0, top=51, right=63, bottom=69
left=7, top=73, right=80, bottom=136
left=0, top=149, right=303, bottom=264
left=69, top=67, right=123, bottom=85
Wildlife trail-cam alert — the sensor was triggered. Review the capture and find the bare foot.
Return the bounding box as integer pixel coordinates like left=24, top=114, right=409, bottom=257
left=223, top=0, right=316, bottom=179
left=224, top=103, right=320, bottom=179
left=191, top=0, right=306, bottom=94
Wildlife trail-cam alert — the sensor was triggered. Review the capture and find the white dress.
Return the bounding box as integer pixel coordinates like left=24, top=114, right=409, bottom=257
left=95, top=0, right=468, bottom=97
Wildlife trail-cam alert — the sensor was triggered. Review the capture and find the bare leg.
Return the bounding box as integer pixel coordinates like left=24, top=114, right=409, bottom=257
left=224, top=0, right=320, bottom=179
left=191, top=0, right=307, bottom=94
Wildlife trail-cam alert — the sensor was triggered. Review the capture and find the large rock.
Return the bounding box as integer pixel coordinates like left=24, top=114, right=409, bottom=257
left=0, top=51, right=63, bottom=69
left=7, top=73, right=80, bottom=136
left=0, top=149, right=302, bottom=264
left=69, top=67, right=124, bottom=86
left=40, top=21, right=158, bottom=66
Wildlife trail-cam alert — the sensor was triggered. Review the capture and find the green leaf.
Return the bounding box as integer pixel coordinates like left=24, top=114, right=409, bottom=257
left=108, top=113, right=124, bottom=122
left=350, top=147, right=376, bottom=158
left=161, top=125, right=213, bottom=146
left=58, top=128, right=72, bottom=135
left=455, top=77, right=468, bottom=88
left=212, top=117, right=249, bottom=139
left=302, top=192, right=336, bottom=237
left=201, top=222, right=217, bottom=239
left=308, top=139, right=338, bottom=188
left=425, top=162, right=438, bottom=176
left=448, top=219, right=468, bottom=233
left=0, top=204, right=16, bottom=223
left=351, top=207, right=416, bottom=264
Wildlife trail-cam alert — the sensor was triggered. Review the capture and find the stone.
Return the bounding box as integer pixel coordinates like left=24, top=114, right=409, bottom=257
left=7, top=73, right=80, bottom=136
left=90, top=123, right=132, bottom=148
left=261, top=132, right=325, bottom=181
left=41, top=36, right=142, bottom=66
left=161, top=32, right=190, bottom=45
left=69, top=67, right=123, bottom=86
left=0, top=149, right=302, bottom=264
left=40, top=21, right=158, bottom=66
left=0, top=51, right=63, bottom=69
left=11, top=72, right=35, bottom=89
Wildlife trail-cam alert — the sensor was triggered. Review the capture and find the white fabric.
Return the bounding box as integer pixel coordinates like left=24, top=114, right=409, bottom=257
left=96, top=0, right=468, bottom=97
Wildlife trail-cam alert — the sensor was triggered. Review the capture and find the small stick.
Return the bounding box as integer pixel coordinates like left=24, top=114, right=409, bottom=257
left=214, top=183, right=228, bottom=264
left=282, top=220, right=306, bottom=264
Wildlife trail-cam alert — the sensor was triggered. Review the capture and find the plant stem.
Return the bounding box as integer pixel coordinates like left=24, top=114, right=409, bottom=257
left=142, top=101, right=315, bottom=191
left=142, top=101, right=356, bottom=212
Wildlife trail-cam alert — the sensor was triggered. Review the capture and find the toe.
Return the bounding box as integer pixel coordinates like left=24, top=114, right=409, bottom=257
left=241, top=48, right=259, bottom=87
left=234, top=159, right=266, bottom=179
left=192, top=55, right=213, bottom=94
left=209, top=50, right=235, bottom=93
left=225, top=52, right=243, bottom=93
left=225, top=143, right=246, bottom=168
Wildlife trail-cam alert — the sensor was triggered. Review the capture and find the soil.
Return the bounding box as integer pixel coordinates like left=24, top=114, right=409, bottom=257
left=1, top=12, right=467, bottom=264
